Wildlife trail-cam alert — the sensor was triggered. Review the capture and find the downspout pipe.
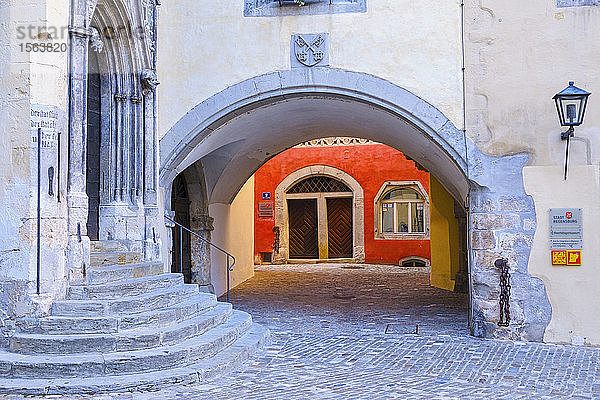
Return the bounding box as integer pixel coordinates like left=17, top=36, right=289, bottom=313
left=459, top=0, right=474, bottom=330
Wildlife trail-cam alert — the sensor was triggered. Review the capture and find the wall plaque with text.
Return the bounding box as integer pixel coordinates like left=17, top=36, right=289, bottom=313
left=549, top=208, right=583, bottom=250
left=258, top=202, right=274, bottom=218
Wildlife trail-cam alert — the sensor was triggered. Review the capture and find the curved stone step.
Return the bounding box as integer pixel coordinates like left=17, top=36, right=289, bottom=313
left=0, top=323, right=269, bottom=395
left=51, top=284, right=199, bottom=317
left=9, top=303, right=233, bottom=354
left=0, top=310, right=253, bottom=379
left=87, top=261, right=164, bottom=285
left=68, top=273, right=183, bottom=300
left=104, top=310, right=252, bottom=376
left=90, top=241, right=129, bottom=253
left=15, top=293, right=217, bottom=335
left=119, top=292, right=216, bottom=331
left=90, top=251, right=141, bottom=268
left=15, top=316, right=119, bottom=335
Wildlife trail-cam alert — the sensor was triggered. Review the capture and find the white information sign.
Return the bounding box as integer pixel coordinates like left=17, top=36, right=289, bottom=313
left=549, top=208, right=583, bottom=250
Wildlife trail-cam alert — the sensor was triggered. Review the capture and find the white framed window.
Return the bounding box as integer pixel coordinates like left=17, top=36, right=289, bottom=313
left=374, top=181, right=429, bottom=239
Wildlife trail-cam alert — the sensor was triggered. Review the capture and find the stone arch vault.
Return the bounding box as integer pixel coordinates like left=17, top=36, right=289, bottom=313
left=159, top=67, right=552, bottom=341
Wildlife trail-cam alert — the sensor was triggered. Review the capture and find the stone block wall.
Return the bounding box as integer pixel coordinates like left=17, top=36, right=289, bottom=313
left=468, top=152, right=551, bottom=342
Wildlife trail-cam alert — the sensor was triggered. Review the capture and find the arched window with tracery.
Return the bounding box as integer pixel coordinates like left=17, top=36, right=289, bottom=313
left=287, top=176, right=351, bottom=194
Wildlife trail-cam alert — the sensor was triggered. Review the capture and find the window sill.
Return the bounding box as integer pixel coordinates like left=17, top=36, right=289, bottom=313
left=375, top=232, right=430, bottom=240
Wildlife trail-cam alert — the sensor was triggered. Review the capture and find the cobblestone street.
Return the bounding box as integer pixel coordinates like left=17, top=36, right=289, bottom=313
left=223, top=264, right=469, bottom=337
left=5, top=264, right=600, bottom=399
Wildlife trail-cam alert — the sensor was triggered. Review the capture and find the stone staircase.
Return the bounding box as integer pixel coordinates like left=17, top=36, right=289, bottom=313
left=0, top=241, right=269, bottom=395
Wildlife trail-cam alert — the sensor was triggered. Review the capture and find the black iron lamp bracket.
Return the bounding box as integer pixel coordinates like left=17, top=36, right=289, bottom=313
left=561, top=126, right=575, bottom=141
left=561, top=126, right=575, bottom=180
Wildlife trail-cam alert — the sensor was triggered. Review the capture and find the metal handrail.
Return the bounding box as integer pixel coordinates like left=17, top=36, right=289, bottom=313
left=164, top=215, right=236, bottom=302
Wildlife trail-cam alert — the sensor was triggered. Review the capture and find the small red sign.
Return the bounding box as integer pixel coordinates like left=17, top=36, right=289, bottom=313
left=567, top=250, right=582, bottom=266
left=551, top=250, right=582, bottom=266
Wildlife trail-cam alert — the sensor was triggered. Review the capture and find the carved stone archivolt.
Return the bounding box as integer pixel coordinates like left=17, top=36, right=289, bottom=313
left=142, top=0, right=157, bottom=55
left=89, top=27, right=104, bottom=53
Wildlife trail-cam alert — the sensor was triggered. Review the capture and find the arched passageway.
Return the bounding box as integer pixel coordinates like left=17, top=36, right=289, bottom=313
left=171, top=174, right=192, bottom=282
left=159, top=68, right=551, bottom=341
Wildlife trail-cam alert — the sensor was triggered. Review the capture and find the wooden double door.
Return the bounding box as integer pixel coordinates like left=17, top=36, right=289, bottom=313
left=288, top=197, right=353, bottom=259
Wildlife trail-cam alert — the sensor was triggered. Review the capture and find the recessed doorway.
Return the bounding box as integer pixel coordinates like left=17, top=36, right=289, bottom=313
left=288, top=198, right=318, bottom=259
left=326, top=197, right=353, bottom=258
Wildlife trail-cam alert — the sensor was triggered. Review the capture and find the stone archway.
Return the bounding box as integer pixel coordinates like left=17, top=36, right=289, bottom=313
left=273, top=165, right=365, bottom=263
left=159, top=68, right=552, bottom=341
left=160, top=69, right=470, bottom=204
left=166, top=162, right=214, bottom=292
left=171, top=174, right=192, bottom=282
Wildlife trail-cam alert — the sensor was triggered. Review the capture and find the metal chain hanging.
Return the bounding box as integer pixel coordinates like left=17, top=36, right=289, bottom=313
left=495, top=258, right=511, bottom=327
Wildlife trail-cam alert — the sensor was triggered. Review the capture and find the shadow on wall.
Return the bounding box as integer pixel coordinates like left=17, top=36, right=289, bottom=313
left=430, top=175, right=461, bottom=291
left=209, top=177, right=256, bottom=297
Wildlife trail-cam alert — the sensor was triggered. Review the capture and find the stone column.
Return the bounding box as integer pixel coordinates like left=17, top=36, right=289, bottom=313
left=115, top=90, right=126, bottom=202
left=131, top=92, right=143, bottom=198
left=142, top=69, right=158, bottom=206
left=65, top=26, right=91, bottom=284
left=190, top=214, right=214, bottom=293
left=317, top=195, right=328, bottom=259
left=142, top=69, right=160, bottom=260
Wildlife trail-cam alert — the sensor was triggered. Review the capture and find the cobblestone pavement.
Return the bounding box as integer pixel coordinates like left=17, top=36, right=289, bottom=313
left=5, top=264, right=600, bottom=399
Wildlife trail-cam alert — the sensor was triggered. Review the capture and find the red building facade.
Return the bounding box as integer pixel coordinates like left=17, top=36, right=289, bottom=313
left=253, top=139, right=432, bottom=266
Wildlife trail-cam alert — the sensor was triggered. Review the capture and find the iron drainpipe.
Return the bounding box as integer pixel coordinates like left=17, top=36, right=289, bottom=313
left=57, top=131, right=61, bottom=202
left=459, top=0, right=474, bottom=329
left=36, top=127, right=42, bottom=294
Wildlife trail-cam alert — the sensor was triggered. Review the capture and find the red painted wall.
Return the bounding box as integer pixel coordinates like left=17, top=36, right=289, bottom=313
left=253, top=143, right=431, bottom=265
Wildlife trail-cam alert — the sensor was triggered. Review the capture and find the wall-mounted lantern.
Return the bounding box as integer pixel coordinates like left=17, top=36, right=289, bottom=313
left=553, top=81, right=591, bottom=180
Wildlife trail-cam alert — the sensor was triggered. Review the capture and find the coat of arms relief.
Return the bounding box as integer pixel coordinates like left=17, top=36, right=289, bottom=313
left=292, top=33, right=329, bottom=67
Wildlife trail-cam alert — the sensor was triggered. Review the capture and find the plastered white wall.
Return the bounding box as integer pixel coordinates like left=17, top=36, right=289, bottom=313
left=209, top=176, right=255, bottom=297
left=157, top=0, right=463, bottom=137
left=464, top=1, right=600, bottom=166
left=524, top=165, right=600, bottom=346
left=0, top=0, right=69, bottom=304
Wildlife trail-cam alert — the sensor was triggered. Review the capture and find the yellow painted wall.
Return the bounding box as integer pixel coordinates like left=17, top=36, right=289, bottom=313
left=208, top=176, right=255, bottom=297
left=429, top=176, right=460, bottom=291
left=524, top=165, right=600, bottom=346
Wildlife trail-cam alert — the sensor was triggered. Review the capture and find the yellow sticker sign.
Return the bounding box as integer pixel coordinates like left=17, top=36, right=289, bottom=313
left=551, top=250, right=582, bottom=266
